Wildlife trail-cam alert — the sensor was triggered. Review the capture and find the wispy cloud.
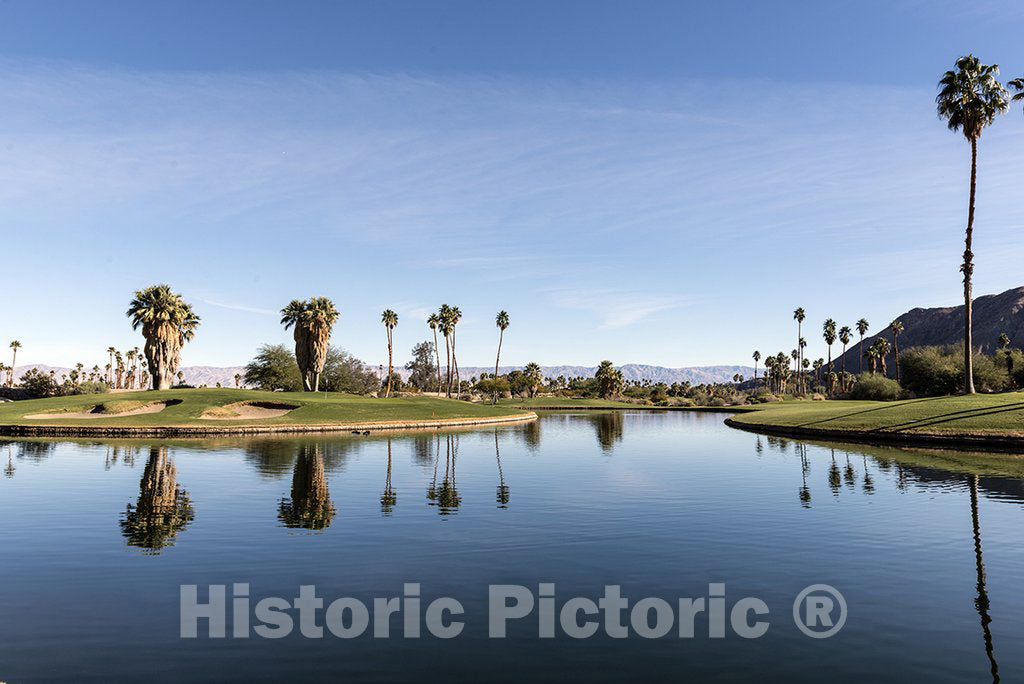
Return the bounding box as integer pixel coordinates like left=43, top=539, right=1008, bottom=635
left=548, top=288, right=685, bottom=328
left=195, top=298, right=276, bottom=316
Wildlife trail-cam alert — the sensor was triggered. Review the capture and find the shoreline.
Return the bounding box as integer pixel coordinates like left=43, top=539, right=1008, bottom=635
left=724, top=416, right=1024, bottom=452
left=0, top=412, right=537, bottom=437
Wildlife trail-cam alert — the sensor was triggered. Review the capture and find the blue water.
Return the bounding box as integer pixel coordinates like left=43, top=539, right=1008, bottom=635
left=1, top=411, right=1022, bottom=682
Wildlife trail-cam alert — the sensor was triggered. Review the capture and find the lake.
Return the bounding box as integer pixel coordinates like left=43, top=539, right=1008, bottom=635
left=1, top=410, right=1022, bottom=682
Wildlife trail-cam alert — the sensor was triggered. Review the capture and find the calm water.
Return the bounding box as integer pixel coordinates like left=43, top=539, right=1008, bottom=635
left=2, top=411, right=1023, bottom=682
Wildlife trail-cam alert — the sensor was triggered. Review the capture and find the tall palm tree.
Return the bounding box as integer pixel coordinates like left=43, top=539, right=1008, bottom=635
left=381, top=309, right=398, bottom=398
left=428, top=313, right=443, bottom=395
left=493, top=311, right=510, bottom=404
left=793, top=308, right=806, bottom=392
left=752, top=350, right=761, bottom=388
left=823, top=319, right=837, bottom=382
left=838, top=326, right=851, bottom=389
left=449, top=306, right=463, bottom=394
left=126, top=285, right=200, bottom=390
left=890, top=320, right=905, bottom=382
left=937, top=55, right=1009, bottom=394
left=437, top=305, right=454, bottom=397
left=7, top=340, right=20, bottom=387
left=856, top=319, right=869, bottom=374
left=875, top=338, right=892, bottom=376
left=107, top=346, right=116, bottom=385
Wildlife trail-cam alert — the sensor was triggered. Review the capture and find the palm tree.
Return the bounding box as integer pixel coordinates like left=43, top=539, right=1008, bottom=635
left=813, top=358, right=824, bottom=388
left=793, top=308, right=806, bottom=392
left=428, top=313, right=443, bottom=395
left=449, top=306, right=463, bottom=394
left=752, top=351, right=761, bottom=388
left=890, top=320, right=905, bottom=382
left=937, top=55, right=1009, bottom=394
left=494, top=311, right=510, bottom=404
left=1010, top=77, right=1024, bottom=108
left=281, top=298, right=340, bottom=391
left=524, top=362, right=543, bottom=398
left=126, top=285, right=200, bottom=390
left=838, top=326, right=851, bottom=390
left=856, top=319, right=869, bottom=374
left=381, top=309, right=398, bottom=398
left=823, top=319, right=837, bottom=385
left=107, top=346, right=116, bottom=385
left=234, top=373, right=241, bottom=389
left=875, top=338, right=892, bottom=376
left=7, top=340, right=20, bottom=387
left=437, top=305, right=454, bottom=397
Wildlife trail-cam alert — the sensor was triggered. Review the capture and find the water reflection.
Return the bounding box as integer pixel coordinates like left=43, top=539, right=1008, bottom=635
left=594, top=412, right=624, bottom=452
left=381, top=439, right=396, bottom=514
left=971, top=474, right=999, bottom=682
left=278, top=444, right=335, bottom=531
left=120, top=447, right=194, bottom=553
left=495, top=429, right=509, bottom=508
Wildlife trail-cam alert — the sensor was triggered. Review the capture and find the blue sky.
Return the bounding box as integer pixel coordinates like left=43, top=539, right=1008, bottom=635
left=2, top=1, right=1024, bottom=370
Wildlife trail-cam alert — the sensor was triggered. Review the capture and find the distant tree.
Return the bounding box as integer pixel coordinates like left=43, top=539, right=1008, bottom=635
left=405, top=341, right=437, bottom=391
left=428, top=313, right=443, bottom=395
left=856, top=319, right=870, bottom=374
left=823, top=319, right=837, bottom=378
left=493, top=311, right=510, bottom=404
left=890, top=320, right=905, bottom=382
left=381, top=310, right=398, bottom=398
left=793, top=308, right=806, bottom=392
left=752, top=350, right=761, bottom=387
left=838, top=326, right=852, bottom=390
left=595, top=360, right=624, bottom=399
left=7, top=340, right=20, bottom=387
left=234, top=373, right=242, bottom=389
left=523, top=362, right=543, bottom=398
left=243, top=344, right=303, bottom=392
left=937, top=55, right=1009, bottom=394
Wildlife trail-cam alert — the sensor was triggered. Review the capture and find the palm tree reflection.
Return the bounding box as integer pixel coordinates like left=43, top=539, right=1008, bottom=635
left=970, top=474, right=999, bottom=682
left=594, top=412, right=624, bottom=452
left=278, top=444, right=335, bottom=531
left=798, top=444, right=811, bottom=508
left=121, top=447, right=194, bottom=553
left=429, top=434, right=461, bottom=514
left=495, top=430, right=509, bottom=508
left=380, top=439, right=396, bottom=514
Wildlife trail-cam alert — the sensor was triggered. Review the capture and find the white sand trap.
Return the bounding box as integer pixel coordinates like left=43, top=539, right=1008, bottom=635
left=201, top=401, right=297, bottom=420
left=26, top=401, right=173, bottom=420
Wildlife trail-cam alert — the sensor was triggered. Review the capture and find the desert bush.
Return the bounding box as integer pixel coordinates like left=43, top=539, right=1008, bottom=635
left=901, top=345, right=1015, bottom=396
left=849, top=374, right=902, bottom=401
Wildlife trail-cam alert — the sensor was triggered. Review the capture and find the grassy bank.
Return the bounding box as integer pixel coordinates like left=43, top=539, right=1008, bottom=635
left=0, top=388, right=533, bottom=435
left=726, top=393, right=1024, bottom=447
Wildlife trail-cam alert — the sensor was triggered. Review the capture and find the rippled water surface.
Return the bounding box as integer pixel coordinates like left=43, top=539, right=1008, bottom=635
left=2, top=411, right=1023, bottom=682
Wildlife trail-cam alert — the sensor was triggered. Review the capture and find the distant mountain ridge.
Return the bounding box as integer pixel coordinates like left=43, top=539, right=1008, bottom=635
left=12, top=363, right=755, bottom=388
left=833, top=285, right=1024, bottom=375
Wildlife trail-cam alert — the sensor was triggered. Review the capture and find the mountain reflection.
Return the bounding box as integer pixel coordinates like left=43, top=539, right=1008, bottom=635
left=120, top=447, right=194, bottom=553
left=278, top=444, right=335, bottom=531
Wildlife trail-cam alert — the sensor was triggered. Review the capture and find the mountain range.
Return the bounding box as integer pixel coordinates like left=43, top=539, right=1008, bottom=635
left=832, top=285, right=1024, bottom=375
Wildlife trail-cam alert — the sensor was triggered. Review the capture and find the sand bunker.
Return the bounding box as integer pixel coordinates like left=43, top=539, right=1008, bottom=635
left=26, top=401, right=176, bottom=420
left=200, top=401, right=298, bottom=420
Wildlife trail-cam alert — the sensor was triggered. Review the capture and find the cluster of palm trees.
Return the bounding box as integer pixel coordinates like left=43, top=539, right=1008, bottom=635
left=120, top=284, right=515, bottom=398
left=937, top=55, right=1024, bottom=394
left=105, top=346, right=150, bottom=390
left=752, top=312, right=907, bottom=395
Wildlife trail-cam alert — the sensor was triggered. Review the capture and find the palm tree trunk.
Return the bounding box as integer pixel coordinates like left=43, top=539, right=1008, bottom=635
left=840, top=345, right=847, bottom=390
left=859, top=334, right=864, bottom=374
left=493, top=329, right=504, bottom=404
left=963, top=139, right=977, bottom=394
left=385, top=330, right=393, bottom=398
left=894, top=336, right=901, bottom=383
left=452, top=331, right=460, bottom=397
left=432, top=329, right=442, bottom=395
left=970, top=474, right=1000, bottom=681
left=444, top=334, right=452, bottom=398
left=9, top=348, right=15, bottom=387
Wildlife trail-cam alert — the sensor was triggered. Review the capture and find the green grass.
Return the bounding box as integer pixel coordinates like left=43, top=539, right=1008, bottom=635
left=0, top=388, right=530, bottom=428
left=728, top=393, right=1024, bottom=437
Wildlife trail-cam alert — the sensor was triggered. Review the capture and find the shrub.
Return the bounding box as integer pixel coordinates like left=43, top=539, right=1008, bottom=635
left=901, top=345, right=1014, bottom=396
left=849, top=374, right=902, bottom=401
